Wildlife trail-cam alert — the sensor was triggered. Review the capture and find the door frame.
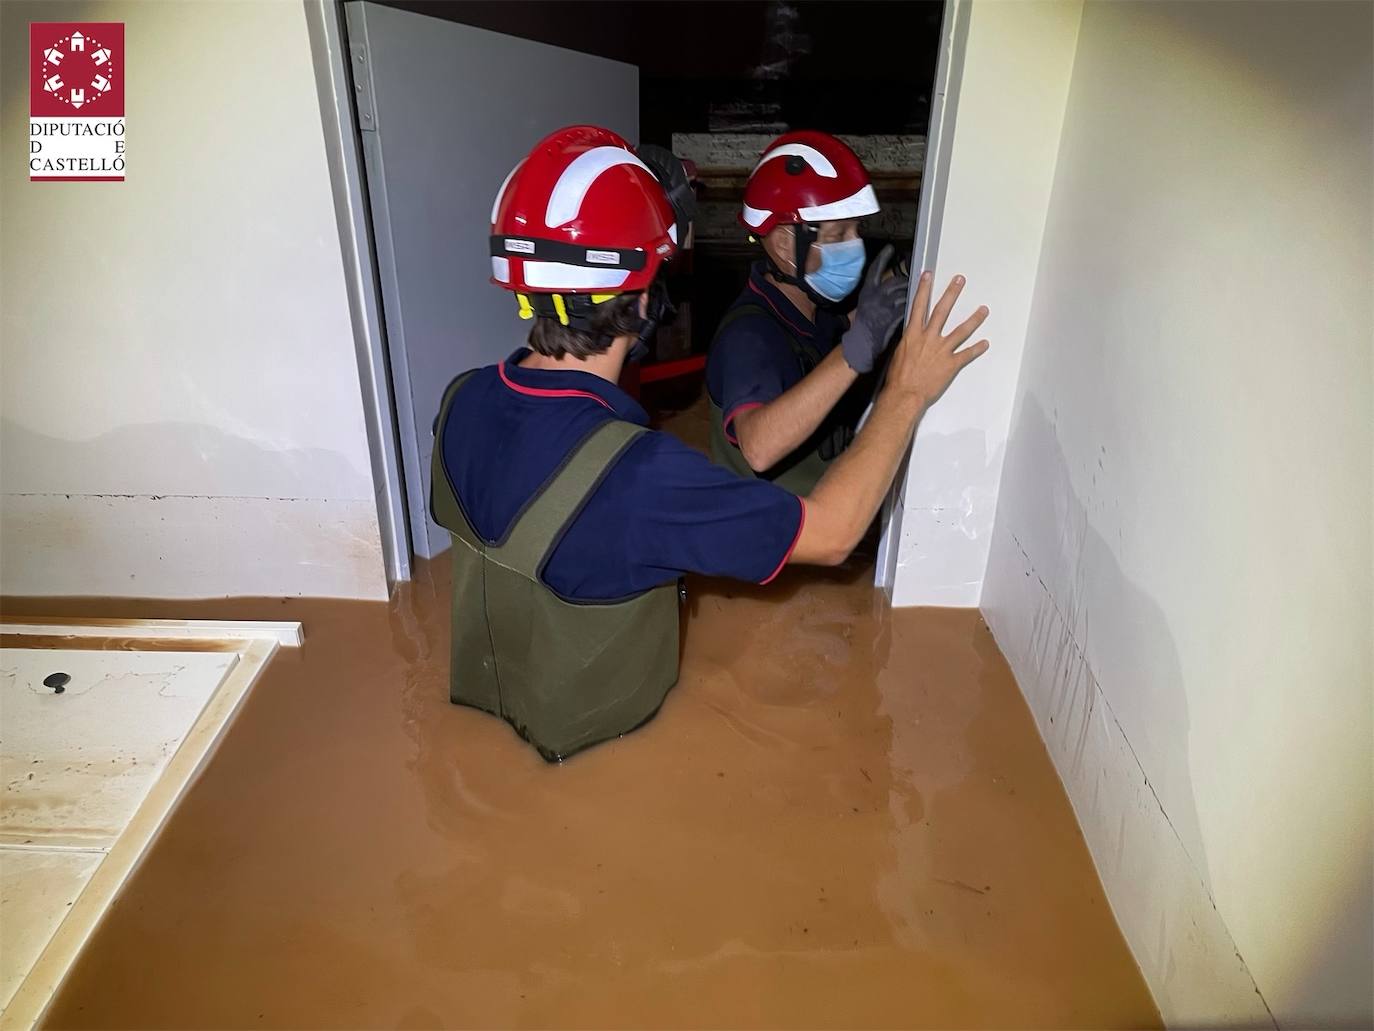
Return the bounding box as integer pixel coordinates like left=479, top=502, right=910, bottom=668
left=873, top=0, right=971, bottom=597
left=304, top=0, right=412, bottom=585
left=307, top=0, right=966, bottom=590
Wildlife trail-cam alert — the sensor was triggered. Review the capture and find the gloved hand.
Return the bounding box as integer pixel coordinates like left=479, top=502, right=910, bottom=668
left=841, top=244, right=910, bottom=374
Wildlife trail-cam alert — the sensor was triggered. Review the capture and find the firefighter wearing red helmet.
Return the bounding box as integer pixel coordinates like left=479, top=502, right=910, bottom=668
left=707, top=131, right=913, bottom=495
left=431, top=125, right=990, bottom=762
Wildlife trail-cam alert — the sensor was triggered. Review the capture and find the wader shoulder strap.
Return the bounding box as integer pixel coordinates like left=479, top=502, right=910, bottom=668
left=712, top=301, right=770, bottom=340
left=431, top=370, right=481, bottom=536
left=435, top=370, right=479, bottom=435
left=495, top=420, right=647, bottom=580
left=714, top=301, right=825, bottom=370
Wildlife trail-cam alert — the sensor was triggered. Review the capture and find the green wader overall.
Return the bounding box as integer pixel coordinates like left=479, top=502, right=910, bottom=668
left=708, top=302, right=856, bottom=497
left=431, top=373, right=681, bottom=762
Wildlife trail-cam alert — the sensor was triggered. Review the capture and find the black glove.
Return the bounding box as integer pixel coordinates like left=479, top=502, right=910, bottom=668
left=840, top=245, right=909, bottom=374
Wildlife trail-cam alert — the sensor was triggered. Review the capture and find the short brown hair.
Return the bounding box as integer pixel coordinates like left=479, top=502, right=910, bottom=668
left=528, top=292, right=642, bottom=359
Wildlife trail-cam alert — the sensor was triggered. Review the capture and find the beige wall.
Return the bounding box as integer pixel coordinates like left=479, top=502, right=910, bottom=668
left=982, top=1, right=1373, bottom=1025
left=1, top=0, right=387, bottom=599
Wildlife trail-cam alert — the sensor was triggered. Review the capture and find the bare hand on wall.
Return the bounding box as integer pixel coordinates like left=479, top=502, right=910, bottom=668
left=886, top=271, right=990, bottom=405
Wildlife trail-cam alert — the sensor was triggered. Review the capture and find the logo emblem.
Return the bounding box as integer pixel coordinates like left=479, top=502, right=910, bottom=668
left=29, top=23, right=125, bottom=182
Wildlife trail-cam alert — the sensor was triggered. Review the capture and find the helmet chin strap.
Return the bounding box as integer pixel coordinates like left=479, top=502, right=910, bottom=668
left=762, top=223, right=835, bottom=309
left=630, top=280, right=676, bottom=362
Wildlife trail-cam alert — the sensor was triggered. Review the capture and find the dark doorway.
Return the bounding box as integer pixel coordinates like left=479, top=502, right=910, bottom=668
left=374, top=0, right=941, bottom=366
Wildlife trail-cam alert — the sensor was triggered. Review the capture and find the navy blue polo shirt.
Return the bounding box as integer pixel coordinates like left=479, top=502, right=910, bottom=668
left=438, top=350, right=805, bottom=602
left=706, top=262, right=850, bottom=445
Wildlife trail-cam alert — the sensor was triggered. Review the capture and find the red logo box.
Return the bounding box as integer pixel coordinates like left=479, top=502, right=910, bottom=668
left=30, top=23, right=124, bottom=117
left=29, top=22, right=125, bottom=181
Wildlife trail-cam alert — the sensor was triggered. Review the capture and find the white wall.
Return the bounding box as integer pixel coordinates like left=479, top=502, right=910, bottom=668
left=884, top=0, right=1082, bottom=607
left=1, top=0, right=387, bottom=599
left=981, top=1, right=1373, bottom=1026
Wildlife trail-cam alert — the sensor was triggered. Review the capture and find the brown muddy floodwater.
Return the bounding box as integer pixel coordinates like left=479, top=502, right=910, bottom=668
left=5, top=555, right=1158, bottom=1030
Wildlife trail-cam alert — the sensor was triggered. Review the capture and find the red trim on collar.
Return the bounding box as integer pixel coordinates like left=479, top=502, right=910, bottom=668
left=747, top=278, right=814, bottom=338
left=498, top=360, right=614, bottom=411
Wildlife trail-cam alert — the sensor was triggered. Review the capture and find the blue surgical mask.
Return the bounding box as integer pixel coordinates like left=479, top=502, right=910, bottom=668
left=805, top=237, right=866, bottom=301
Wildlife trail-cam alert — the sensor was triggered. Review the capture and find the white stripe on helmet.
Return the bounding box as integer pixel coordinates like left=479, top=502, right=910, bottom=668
left=491, top=256, right=510, bottom=283
left=522, top=260, right=631, bottom=290
left=742, top=203, right=772, bottom=228
left=753, top=143, right=838, bottom=178
left=545, top=147, right=653, bottom=229
left=798, top=184, right=880, bottom=222
left=491, top=160, right=523, bottom=225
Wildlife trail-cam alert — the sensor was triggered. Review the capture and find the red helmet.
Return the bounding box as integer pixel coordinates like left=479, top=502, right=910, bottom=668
left=490, top=125, right=677, bottom=296
left=739, top=130, right=879, bottom=236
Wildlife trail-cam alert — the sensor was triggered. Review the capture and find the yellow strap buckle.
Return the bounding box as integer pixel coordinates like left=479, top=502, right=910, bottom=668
left=551, top=294, right=570, bottom=326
